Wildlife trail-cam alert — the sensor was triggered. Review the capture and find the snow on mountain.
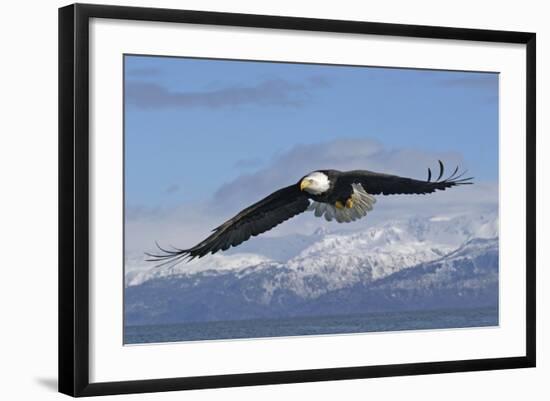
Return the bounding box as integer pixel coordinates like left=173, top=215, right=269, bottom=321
left=125, top=212, right=499, bottom=325
left=126, top=211, right=498, bottom=295
left=373, top=237, right=499, bottom=291
left=126, top=253, right=271, bottom=287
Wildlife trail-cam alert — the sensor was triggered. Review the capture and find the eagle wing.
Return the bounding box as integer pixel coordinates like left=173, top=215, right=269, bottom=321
left=146, top=184, right=310, bottom=265
left=344, top=161, right=473, bottom=195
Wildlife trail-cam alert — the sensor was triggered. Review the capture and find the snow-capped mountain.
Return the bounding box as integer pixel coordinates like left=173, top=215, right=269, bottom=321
left=125, top=212, right=498, bottom=325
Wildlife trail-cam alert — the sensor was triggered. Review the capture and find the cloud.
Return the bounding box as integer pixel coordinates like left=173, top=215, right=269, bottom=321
left=233, top=157, right=262, bottom=170
left=125, top=77, right=329, bottom=109
left=125, top=138, right=497, bottom=255
left=164, top=184, right=180, bottom=194
left=126, top=67, right=161, bottom=77
left=212, top=138, right=464, bottom=211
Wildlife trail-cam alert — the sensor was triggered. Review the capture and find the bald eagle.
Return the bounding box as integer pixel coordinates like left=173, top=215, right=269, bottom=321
left=147, top=161, right=472, bottom=265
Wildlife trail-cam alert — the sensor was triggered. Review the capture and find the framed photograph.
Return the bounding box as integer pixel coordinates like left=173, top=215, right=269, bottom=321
left=58, top=3, right=536, bottom=397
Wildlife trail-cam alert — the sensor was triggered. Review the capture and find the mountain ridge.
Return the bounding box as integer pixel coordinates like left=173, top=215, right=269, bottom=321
left=125, top=212, right=499, bottom=326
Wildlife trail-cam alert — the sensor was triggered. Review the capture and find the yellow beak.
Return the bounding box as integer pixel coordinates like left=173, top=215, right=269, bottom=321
left=300, top=179, right=311, bottom=191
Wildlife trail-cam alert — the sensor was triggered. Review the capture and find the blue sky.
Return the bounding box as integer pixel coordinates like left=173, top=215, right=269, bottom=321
left=124, top=55, right=498, bottom=211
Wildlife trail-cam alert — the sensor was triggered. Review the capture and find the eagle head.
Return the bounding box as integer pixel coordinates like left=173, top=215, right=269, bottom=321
left=300, top=171, right=330, bottom=195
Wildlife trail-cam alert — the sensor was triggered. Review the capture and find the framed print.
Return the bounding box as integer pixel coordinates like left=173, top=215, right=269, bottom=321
left=58, top=3, right=536, bottom=397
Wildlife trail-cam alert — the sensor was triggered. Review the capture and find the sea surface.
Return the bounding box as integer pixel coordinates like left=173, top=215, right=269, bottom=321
left=124, top=306, right=498, bottom=345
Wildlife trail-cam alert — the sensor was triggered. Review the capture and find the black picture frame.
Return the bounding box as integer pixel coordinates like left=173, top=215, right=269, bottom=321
left=58, top=3, right=536, bottom=397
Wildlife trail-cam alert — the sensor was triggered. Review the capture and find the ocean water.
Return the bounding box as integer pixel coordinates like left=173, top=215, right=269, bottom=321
left=124, top=306, right=498, bottom=345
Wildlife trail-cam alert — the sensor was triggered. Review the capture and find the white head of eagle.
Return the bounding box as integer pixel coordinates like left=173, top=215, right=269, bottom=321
left=146, top=161, right=472, bottom=265
left=299, top=171, right=330, bottom=195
